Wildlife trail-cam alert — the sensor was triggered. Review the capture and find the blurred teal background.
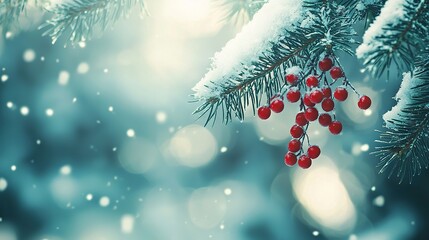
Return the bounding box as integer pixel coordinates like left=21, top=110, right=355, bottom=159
left=0, top=0, right=428, bottom=239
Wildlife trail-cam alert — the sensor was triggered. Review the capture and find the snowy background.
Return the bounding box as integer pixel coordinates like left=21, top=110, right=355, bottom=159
left=1, top=0, right=429, bottom=239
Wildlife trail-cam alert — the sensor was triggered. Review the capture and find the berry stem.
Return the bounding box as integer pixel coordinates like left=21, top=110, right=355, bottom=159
left=331, top=54, right=361, bottom=96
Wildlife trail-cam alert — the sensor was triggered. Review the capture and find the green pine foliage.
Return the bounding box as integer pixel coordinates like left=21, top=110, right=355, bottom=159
left=0, top=0, right=146, bottom=45
left=374, top=51, right=429, bottom=183
left=40, top=0, right=146, bottom=45
left=193, top=1, right=358, bottom=125
left=0, top=0, right=27, bottom=31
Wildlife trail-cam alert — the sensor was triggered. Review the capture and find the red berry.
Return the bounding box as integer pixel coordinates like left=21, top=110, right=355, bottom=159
left=304, top=107, right=319, bottom=121
left=306, top=76, right=319, bottom=87
left=329, top=121, right=343, bottom=135
left=310, top=90, right=324, bottom=103
left=295, top=112, right=308, bottom=126
left=318, top=113, right=332, bottom=127
left=321, top=98, right=335, bottom=112
left=298, top=155, right=312, bottom=169
left=290, top=125, right=304, bottom=138
left=303, top=93, right=315, bottom=107
left=270, top=99, right=284, bottom=113
left=358, top=95, right=372, bottom=110
left=257, top=106, right=271, bottom=120
left=334, top=87, right=348, bottom=101
left=307, top=145, right=321, bottom=159
left=321, top=86, right=332, bottom=98
left=286, top=74, right=299, bottom=85
left=288, top=139, right=301, bottom=152
left=284, top=152, right=297, bottom=166
left=330, top=66, right=344, bottom=79
left=286, top=88, right=301, bottom=103
left=318, top=58, right=333, bottom=71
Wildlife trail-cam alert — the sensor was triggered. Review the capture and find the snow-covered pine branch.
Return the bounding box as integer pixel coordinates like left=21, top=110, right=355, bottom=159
left=374, top=51, right=429, bottom=183
left=0, top=0, right=27, bottom=31
left=192, top=0, right=357, bottom=125
left=356, top=0, right=429, bottom=77
left=40, top=0, right=146, bottom=45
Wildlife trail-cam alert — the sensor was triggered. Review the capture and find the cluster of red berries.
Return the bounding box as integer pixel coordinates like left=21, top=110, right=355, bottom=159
left=257, top=56, right=372, bottom=169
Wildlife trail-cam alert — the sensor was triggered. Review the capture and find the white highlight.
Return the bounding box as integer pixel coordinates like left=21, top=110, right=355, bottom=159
left=193, top=0, right=304, bottom=98
left=59, top=165, right=72, bottom=175
left=292, top=160, right=356, bottom=232
left=86, top=194, right=93, bottom=201
left=77, top=62, right=90, bottom=74
left=156, top=111, right=167, bottom=123
left=126, top=129, right=135, bottom=137
left=58, top=71, right=70, bottom=85
left=169, top=125, right=217, bottom=168
left=46, top=108, right=54, bottom=117
left=373, top=195, right=385, bottom=207
left=121, top=214, right=135, bottom=234
left=23, top=49, right=36, bottom=62
left=0, top=178, right=8, bottom=191
left=99, top=196, right=110, bottom=207
left=20, top=106, right=29, bottom=116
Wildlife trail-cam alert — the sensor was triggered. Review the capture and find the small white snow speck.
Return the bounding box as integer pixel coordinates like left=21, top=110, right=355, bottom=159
left=77, top=62, right=90, bottom=74
left=121, top=214, right=135, bottom=234
left=58, top=71, right=70, bottom=86
left=0, top=178, right=8, bottom=191
left=1, top=74, right=8, bottom=82
left=36, top=139, right=41, bottom=145
left=72, top=97, right=77, bottom=103
left=112, top=147, right=117, bottom=152
left=46, top=108, right=54, bottom=117
left=6, top=101, right=13, bottom=108
left=60, top=165, right=72, bottom=175
left=349, top=234, right=358, bottom=240
left=20, top=106, right=29, bottom=116
left=364, top=109, right=372, bottom=116
left=23, top=49, right=36, bottom=62
left=104, top=68, right=109, bottom=73
left=99, top=196, right=110, bottom=207
left=360, top=144, right=369, bottom=152
left=78, top=41, right=86, bottom=48
left=219, top=224, right=225, bottom=230
left=108, top=106, right=114, bottom=112
left=86, top=194, right=93, bottom=201
left=40, top=56, right=45, bottom=61
left=126, top=129, right=135, bottom=137
left=371, top=186, right=376, bottom=191
left=11, top=165, right=16, bottom=171
left=312, top=231, right=320, bottom=236
left=373, top=195, right=385, bottom=207
left=5, top=31, right=12, bottom=39
left=156, top=111, right=167, bottom=123
left=224, top=188, right=232, bottom=196
left=220, top=146, right=228, bottom=153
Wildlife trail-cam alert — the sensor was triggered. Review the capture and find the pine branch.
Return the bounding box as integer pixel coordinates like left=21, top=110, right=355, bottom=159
left=0, top=0, right=27, bottom=31
left=374, top=51, right=429, bottom=183
left=39, top=0, right=146, bottom=45
left=212, top=0, right=268, bottom=25
left=192, top=0, right=357, bottom=125
left=356, top=0, right=429, bottom=78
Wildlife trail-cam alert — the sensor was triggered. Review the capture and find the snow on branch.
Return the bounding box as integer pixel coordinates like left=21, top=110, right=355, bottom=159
left=192, top=1, right=357, bottom=125
left=40, top=0, right=146, bottom=45
left=356, top=0, right=429, bottom=77
left=374, top=51, right=429, bottom=183
left=192, top=0, right=304, bottom=99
